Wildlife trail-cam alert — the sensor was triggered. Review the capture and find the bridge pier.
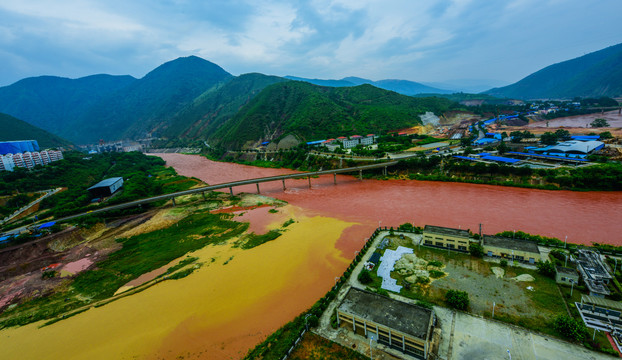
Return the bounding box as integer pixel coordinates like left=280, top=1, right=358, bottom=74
left=282, top=179, right=286, bottom=191
left=202, top=192, right=206, bottom=200
left=359, top=169, right=362, bottom=180
left=229, top=187, right=233, bottom=196
left=308, top=176, right=311, bottom=189
left=383, top=166, right=387, bottom=176
left=171, top=197, right=176, bottom=207
left=334, top=173, right=337, bottom=185
left=256, top=183, right=260, bottom=194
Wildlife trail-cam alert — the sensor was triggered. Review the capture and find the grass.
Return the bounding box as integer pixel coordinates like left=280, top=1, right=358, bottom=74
left=236, top=230, right=282, bottom=250
left=288, top=332, right=368, bottom=360
left=0, top=211, right=248, bottom=329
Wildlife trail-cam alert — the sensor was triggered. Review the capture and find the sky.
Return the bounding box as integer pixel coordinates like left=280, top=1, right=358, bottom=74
left=0, top=0, right=621, bottom=89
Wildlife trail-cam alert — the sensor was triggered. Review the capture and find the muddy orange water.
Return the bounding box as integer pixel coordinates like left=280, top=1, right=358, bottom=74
left=2, top=153, right=621, bottom=360
left=161, top=153, right=622, bottom=247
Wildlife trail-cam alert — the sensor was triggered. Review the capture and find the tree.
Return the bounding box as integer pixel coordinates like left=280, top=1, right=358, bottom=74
left=600, top=131, right=613, bottom=139
left=497, top=141, right=509, bottom=155
left=445, top=289, right=469, bottom=310
left=554, top=129, right=571, bottom=141
left=591, top=118, right=610, bottom=128
left=553, top=315, right=588, bottom=342
left=536, top=260, right=556, bottom=278
left=469, top=243, right=484, bottom=257
left=540, top=132, right=558, bottom=145
left=306, top=314, right=319, bottom=328
left=358, top=269, right=373, bottom=284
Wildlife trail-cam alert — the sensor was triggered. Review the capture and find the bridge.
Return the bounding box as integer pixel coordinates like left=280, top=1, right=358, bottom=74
left=45, top=161, right=399, bottom=224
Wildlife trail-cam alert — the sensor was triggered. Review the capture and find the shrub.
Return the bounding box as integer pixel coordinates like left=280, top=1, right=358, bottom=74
left=416, top=276, right=430, bottom=285
left=428, top=260, right=443, bottom=267
left=428, top=270, right=445, bottom=278
left=553, top=315, right=588, bottom=342
left=536, top=260, right=556, bottom=278
left=358, top=269, right=373, bottom=284
left=469, top=243, right=484, bottom=257
left=307, top=315, right=319, bottom=328
left=500, top=259, right=508, bottom=267
left=445, top=289, right=469, bottom=310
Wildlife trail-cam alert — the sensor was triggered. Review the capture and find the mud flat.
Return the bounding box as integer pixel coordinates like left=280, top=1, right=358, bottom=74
left=0, top=206, right=353, bottom=359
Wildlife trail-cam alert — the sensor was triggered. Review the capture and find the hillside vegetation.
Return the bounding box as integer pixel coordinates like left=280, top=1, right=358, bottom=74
left=162, top=73, right=287, bottom=140
left=486, top=43, right=622, bottom=99
left=212, top=81, right=456, bottom=149
left=0, top=74, right=136, bottom=138
left=0, top=113, right=72, bottom=149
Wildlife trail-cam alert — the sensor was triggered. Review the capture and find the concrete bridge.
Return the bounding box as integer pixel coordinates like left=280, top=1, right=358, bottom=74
left=47, top=161, right=399, bottom=224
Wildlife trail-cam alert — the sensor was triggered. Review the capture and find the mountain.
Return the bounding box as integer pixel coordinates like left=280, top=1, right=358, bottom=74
left=285, top=76, right=454, bottom=95
left=284, top=76, right=354, bottom=87
left=162, top=73, right=288, bottom=140
left=485, top=43, right=622, bottom=99
left=0, top=74, right=136, bottom=136
left=211, top=81, right=455, bottom=149
left=70, top=56, right=233, bottom=143
left=0, top=113, right=72, bottom=149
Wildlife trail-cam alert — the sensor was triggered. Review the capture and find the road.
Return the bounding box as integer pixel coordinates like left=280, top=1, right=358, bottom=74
left=2, top=161, right=398, bottom=235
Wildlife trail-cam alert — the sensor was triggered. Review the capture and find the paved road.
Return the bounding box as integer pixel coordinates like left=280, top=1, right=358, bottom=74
left=435, top=307, right=613, bottom=360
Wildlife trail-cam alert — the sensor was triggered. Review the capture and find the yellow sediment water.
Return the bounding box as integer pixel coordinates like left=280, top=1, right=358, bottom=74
left=0, top=205, right=353, bottom=360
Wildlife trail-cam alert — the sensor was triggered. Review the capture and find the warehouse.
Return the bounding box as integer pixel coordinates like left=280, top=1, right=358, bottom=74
left=422, top=225, right=471, bottom=251
left=482, top=235, right=541, bottom=264
left=87, top=177, right=124, bottom=198
left=336, top=287, right=436, bottom=359
left=0, top=140, right=39, bottom=155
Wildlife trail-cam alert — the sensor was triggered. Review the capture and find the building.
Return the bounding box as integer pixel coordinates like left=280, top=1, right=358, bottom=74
left=333, top=134, right=378, bottom=149
left=576, top=249, right=612, bottom=297
left=0, top=150, right=63, bottom=171
left=0, top=155, right=15, bottom=172
left=422, top=225, right=471, bottom=251
left=87, top=177, right=124, bottom=198
left=482, top=235, right=540, bottom=264
left=556, top=266, right=579, bottom=285
left=0, top=140, right=39, bottom=155
left=531, top=140, right=605, bottom=158
left=336, top=287, right=436, bottom=359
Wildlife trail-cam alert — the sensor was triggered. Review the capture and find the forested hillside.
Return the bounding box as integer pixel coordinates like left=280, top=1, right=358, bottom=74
left=0, top=113, right=72, bottom=149
left=485, top=43, right=622, bottom=99
left=212, top=81, right=456, bottom=149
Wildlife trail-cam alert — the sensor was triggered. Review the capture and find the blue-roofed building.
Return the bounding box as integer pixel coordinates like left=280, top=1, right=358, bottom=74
left=38, top=221, right=56, bottom=230
left=306, top=140, right=326, bottom=147
left=480, top=155, right=521, bottom=164
left=0, top=140, right=40, bottom=155
left=571, top=135, right=600, bottom=142
left=473, top=138, right=498, bottom=146
left=87, top=177, right=124, bottom=198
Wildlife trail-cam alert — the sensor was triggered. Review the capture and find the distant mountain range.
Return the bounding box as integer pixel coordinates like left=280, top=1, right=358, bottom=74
left=0, top=113, right=72, bottom=149
left=284, top=76, right=454, bottom=95
left=485, top=43, right=622, bottom=99
left=0, top=43, right=619, bottom=147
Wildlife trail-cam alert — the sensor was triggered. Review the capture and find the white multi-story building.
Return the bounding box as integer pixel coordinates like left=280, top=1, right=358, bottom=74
left=0, top=150, right=63, bottom=172
left=0, top=155, right=15, bottom=172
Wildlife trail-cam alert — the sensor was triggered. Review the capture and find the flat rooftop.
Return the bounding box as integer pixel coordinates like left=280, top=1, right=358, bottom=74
left=556, top=266, right=578, bottom=276
left=338, top=287, right=432, bottom=340
left=424, top=225, right=470, bottom=238
left=87, top=177, right=123, bottom=190
left=483, top=235, right=540, bottom=254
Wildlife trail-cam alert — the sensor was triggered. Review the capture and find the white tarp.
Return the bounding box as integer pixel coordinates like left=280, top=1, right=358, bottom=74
left=377, top=246, right=413, bottom=292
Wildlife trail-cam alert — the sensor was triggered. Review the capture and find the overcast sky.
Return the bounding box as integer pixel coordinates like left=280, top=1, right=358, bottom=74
left=0, top=0, right=620, bottom=88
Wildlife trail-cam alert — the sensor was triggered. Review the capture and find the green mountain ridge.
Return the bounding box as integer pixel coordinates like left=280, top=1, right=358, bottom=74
left=0, top=113, right=73, bottom=149
left=212, top=81, right=455, bottom=149
left=284, top=75, right=454, bottom=95
left=0, top=74, right=136, bottom=136
left=70, top=56, right=233, bottom=143
left=485, top=43, right=622, bottom=99
left=161, top=73, right=288, bottom=140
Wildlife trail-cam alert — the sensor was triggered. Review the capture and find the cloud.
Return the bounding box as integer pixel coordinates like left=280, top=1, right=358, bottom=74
left=0, top=0, right=620, bottom=86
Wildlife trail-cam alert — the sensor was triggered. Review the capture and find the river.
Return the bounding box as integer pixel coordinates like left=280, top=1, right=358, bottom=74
left=2, top=153, right=620, bottom=360
left=160, top=153, right=622, bottom=248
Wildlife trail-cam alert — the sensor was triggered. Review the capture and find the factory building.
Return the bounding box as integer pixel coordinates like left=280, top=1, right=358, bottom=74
left=482, top=235, right=541, bottom=264
left=336, top=287, right=437, bottom=359
left=87, top=177, right=124, bottom=198
left=422, top=225, right=471, bottom=251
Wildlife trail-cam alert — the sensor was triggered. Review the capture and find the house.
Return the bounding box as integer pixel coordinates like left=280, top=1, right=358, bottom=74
left=556, top=266, right=579, bottom=285
left=336, top=287, right=437, bottom=359
left=482, top=235, right=541, bottom=264
left=422, top=225, right=471, bottom=252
